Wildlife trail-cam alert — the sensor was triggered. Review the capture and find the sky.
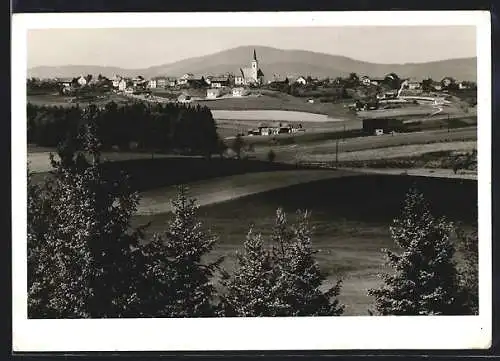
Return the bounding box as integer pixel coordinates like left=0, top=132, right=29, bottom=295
left=27, top=26, right=476, bottom=69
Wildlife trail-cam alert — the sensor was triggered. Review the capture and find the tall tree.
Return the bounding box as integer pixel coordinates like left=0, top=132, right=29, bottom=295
left=455, top=227, right=479, bottom=314
left=368, top=187, right=469, bottom=315
left=148, top=186, right=222, bottom=317
left=27, top=108, right=147, bottom=318
left=220, top=209, right=344, bottom=317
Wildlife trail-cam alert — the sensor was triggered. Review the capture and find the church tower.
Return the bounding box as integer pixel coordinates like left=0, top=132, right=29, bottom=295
left=251, top=49, right=258, bottom=82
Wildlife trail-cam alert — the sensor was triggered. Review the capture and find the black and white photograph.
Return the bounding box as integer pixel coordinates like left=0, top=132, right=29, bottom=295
left=12, top=11, right=491, bottom=351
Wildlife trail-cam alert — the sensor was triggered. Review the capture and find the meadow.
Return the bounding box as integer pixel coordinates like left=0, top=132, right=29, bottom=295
left=133, top=174, right=478, bottom=315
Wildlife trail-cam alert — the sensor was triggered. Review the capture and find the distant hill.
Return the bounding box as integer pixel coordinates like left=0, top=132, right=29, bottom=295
left=28, top=45, right=477, bottom=82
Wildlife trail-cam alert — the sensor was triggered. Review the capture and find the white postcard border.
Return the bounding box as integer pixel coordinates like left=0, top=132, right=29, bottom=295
left=12, top=11, right=492, bottom=351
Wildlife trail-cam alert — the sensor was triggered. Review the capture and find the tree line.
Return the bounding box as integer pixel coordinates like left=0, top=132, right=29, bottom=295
left=27, top=102, right=223, bottom=157
left=27, top=111, right=478, bottom=318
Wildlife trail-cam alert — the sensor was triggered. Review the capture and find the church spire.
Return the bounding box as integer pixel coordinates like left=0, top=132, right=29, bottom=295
left=253, top=49, right=257, bottom=61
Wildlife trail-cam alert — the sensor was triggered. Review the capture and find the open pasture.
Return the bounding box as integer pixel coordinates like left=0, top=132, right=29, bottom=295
left=134, top=173, right=477, bottom=315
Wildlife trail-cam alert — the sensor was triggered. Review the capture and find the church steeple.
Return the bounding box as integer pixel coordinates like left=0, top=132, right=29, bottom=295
left=253, top=49, right=257, bottom=61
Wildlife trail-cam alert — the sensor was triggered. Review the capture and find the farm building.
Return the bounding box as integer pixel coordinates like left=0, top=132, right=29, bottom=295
left=295, top=76, right=307, bottom=85
left=362, top=118, right=404, bottom=135
left=232, top=87, right=250, bottom=97
left=118, top=79, right=129, bottom=91
left=77, top=76, right=87, bottom=87
left=206, top=88, right=223, bottom=99
left=209, top=75, right=232, bottom=88
left=56, top=77, right=73, bottom=88
left=111, top=75, right=122, bottom=88
left=148, top=79, right=157, bottom=89
left=178, top=73, right=195, bottom=85
left=177, top=94, right=192, bottom=103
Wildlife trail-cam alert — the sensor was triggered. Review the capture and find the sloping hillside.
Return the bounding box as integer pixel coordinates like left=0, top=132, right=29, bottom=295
left=28, top=45, right=477, bottom=81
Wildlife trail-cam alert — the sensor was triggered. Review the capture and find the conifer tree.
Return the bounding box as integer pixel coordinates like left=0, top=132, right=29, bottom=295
left=148, top=186, right=222, bottom=317
left=27, top=107, right=147, bottom=318
left=221, top=208, right=344, bottom=317
left=219, top=229, right=290, bottom=316
left=456, top=227, right=479, bottom=314
left=368, top=187, right=468, bottom=315
left=281, top=210, right=344, bottom=316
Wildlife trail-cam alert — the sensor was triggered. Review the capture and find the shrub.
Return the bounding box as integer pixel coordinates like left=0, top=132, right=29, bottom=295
left=267, top=149, right=276, bottom=163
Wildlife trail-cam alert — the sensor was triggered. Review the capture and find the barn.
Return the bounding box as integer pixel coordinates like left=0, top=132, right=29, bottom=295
left=362, top=118, right=404, bottom=135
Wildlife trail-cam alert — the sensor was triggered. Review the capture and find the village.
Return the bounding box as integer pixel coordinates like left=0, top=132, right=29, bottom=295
left=28, top=48, right=477, bottom=138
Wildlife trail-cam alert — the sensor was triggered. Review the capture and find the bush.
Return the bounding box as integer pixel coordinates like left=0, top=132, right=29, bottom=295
left=267, top=149, right=276, bottom=163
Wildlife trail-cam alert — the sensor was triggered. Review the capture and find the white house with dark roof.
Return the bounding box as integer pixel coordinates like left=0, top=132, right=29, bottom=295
left=57, top=77, right=73, bottom=88
left=77, top=76, right=87, bottom=86
left=178, top=73, right=195, bottom=86
left=295, top=76, right=307, bottom=85
left=148, top=78, right=157, bottom=89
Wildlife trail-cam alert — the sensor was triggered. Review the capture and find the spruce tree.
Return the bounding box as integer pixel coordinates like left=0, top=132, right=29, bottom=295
left=455, top=227, right=479, bottom=314
left=219, top=229, right=290, bottom=316
left=368, top=187, right=468, bottom=315
left=221, top=208, right=344, bottom=317
left=282, top=210, right=344, bottom=316
left=149, top=186, right=221, bottom=317
left=27, top=107, right=147, bottom=318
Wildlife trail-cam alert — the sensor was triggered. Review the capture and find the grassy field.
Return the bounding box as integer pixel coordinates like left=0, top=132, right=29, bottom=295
left=244, top=127, right=477, bottom=163
left=136, top=169, right=361, bottom=215
left=133, top=174, right=477, bottom=316
left=27, top=93, right=132, bottom=107
left=197, top=92, right=357, bottom=119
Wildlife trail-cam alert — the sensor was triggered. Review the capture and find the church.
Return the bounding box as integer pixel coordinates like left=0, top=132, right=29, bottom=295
left=235, top=49, right=264, bottom=86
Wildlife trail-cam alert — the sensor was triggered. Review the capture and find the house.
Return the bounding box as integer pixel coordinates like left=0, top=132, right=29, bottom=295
left=153, top=77, right=176, bottom=88
left=77, top=76, right=87, bottom=86
left=132, top=76, right=147, bottom=88
left=234, top=76, right=245, bottom=86
left=407, top=79, right=421, bottom=90
left=124, top=87, right=134, bottom=94
left=232, top=87, right=249, bottom=97
left=239, top=49, right=264, bottom=86
left=167, top=78, right=177, bottom=87
left=178, top=73, right=195, bottom=86
left=206, top=88, right=222, bottom=99
left=458, top=81, right=473, bottom=90
left=148, top=79, right=157, bottom=89
left=118, top=79, right=128, bottom=91
left=441, top=77, right=455, bottom=88
left=56, top=77, right=73, bottom=88
left=177, top=94, right=192, bottom=103
left=370, top=78, right=385, bottom=86
left=269, top=74, right=288, bottom=84
left=111, top=75, right=122, bottom=88
left=361, top=76, right=372, bottom=86
left=295, top=76, right=307, bottom=85
left=210, top=75, right=232, bottom=88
